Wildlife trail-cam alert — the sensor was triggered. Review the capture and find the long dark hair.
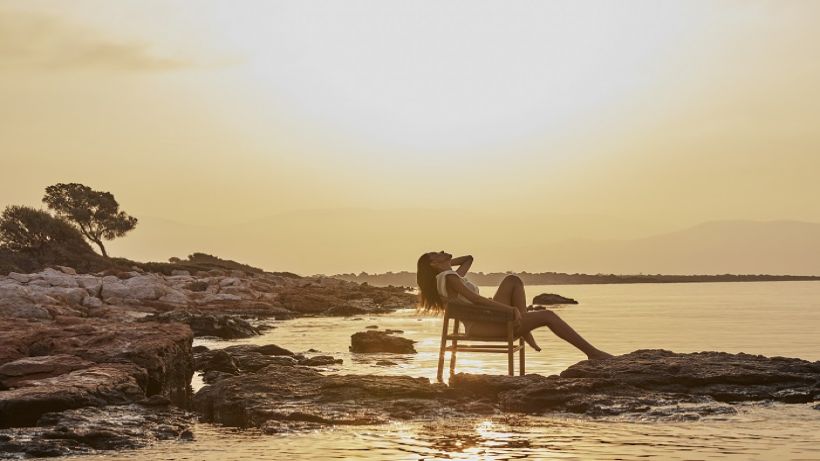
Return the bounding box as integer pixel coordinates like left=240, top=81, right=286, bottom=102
left=416, top=252, right=445, bottom=314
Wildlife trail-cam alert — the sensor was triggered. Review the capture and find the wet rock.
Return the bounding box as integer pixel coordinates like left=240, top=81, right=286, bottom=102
left=197, top=350, right=239, bottom=374
left=142, top=310, right=259, bottom=339
left=450, top=349, right=820, bottom=418
left=0, top=318, right=194, bottom=408
left=324, top=305, right=369, bottom=316
left=194, top=344, right=298, bottom=374
left=384, top=329, right=404, bottom=334
left=202, top=370, right=235, bottom=384
left=0, top=363, right=147, bottom=427
left=376, top=360, right=398, bottom=366
left=193, top=365, right=457, bottom=429
left=300, top=355, right=343, bottom=367
left=350, top=331, right=417, bottom=354
left=0, top=404, right=193, bottom=458
left=531, top=293, right=578, bottom=305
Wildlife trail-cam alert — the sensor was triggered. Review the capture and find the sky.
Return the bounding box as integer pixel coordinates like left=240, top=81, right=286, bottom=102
left=2, top=1, right=819, bottom=274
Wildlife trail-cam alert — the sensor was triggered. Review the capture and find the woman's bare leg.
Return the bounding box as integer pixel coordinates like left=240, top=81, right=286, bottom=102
left=520, top=310, right=612, bottom=359
left=494, top=275, right=541, bottom=351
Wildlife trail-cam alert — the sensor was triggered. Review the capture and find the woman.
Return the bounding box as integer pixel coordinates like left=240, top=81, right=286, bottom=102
left=417, top=251, right=613, bottom=360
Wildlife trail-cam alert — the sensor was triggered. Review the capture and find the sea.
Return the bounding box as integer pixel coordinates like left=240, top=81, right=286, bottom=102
left=61, top=281, right=820, bottom=460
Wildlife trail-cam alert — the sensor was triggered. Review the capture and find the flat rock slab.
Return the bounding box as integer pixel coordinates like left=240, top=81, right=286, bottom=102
left=193, top=365, right=466, bottom=430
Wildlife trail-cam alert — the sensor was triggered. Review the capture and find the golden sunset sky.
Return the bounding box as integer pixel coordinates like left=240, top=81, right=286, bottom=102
left=2, top=1, right=819, bottom=274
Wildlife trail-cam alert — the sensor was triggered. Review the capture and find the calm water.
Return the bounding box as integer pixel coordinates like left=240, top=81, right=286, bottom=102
left=65, top=282, right=820, bottom=460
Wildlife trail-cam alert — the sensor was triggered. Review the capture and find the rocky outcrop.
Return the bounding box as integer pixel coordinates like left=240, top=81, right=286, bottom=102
left=0, top=403, right=192, bottom=458
left=142, top=310, right=259, bottom=339
left=350, top=330, right=417, bottom=353
left=0, top=317, right=193, bottom=427
left=192, top=349, right=819, bottom=433
left=531, top=293, right=578, bottom=305
left=450, top=349, right=820, bottom=418
left=193, top=365, right=460, bottom=430
left=0, top=267, right=416, bottom=319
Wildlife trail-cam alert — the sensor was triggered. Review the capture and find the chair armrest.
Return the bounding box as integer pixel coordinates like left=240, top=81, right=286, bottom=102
left=445, top=301, right=515, bottom=323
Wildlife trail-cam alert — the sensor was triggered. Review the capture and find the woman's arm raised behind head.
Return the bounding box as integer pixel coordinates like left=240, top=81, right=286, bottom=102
left=450, top=254, right=473, bottom=277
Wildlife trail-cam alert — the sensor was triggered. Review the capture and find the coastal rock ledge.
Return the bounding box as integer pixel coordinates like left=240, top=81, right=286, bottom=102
left=193, top=349, right=819, bottom=432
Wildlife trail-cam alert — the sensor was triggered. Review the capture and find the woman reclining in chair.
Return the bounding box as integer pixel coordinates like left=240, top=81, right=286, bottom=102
left=417, top=251, right=613, bottom=360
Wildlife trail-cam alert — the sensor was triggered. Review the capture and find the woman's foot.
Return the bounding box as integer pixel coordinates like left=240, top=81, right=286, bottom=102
left=586, top=349, right=613, bottom=360
left=524, top=334, right=541, bottom=352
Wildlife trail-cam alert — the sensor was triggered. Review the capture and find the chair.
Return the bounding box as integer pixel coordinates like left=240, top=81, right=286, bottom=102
left=436, top=300, right=525, bottom=382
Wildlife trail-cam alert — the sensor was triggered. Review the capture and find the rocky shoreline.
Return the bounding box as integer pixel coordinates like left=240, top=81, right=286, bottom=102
left=0, top=266, right=818, bottom=458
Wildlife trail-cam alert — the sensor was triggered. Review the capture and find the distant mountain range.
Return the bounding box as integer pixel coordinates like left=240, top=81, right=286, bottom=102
left=106, top=211, right=820, bottom=276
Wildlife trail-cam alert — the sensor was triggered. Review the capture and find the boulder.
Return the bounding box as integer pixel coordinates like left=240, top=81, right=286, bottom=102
left=531, top=293, right=578, bottom=305
left=350, top=331, right=417, bottom=353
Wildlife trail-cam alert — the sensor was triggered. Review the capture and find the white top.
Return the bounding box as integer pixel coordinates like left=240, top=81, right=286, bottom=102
left=435, top=270, right=480, bottom=304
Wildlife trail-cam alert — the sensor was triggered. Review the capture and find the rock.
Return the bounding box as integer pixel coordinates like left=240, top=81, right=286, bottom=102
left=0, top=404, right=192, bottom=457
left=0, top=363, right=147, bottom=427
left=171, top=270, right=190, bottom=276
left=82, top=295, right=104, bottom=308
left=142, top=310, right=259, bottom=339
left=350, top=331, right=417, bottom=354
left=324, top=305, right=369, bottom=316
left=366, top=325, right=378, bottom=329
left=0, top=355, right=93, bottom=389
left=384, top=329, right=404, bottom=334
left=192, top=345, right=210, bottom=353
left=193, top=365, right=456, bottom=429
left=450, top=349, right=820, bottom=418
left=197, top=350, right=239, bottom=374
left=195, top=345, right=297, bottom=374
left=375, top=360, right=398, bottom=366
left=54, top=266, right=77, bottom=275
left=0, top=285, right=53, bottom=319
left=532, top=293, right=578, bottom=305
left=202, top=370, right=235, bottom=385
left=0, top=318, right=193, bottom=408
left=300, top=355, right=343, bottom=367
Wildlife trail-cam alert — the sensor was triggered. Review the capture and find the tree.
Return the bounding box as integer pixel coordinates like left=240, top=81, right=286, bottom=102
left=42, top=183, right=138, bottom=257
left=0, top=205, right=91, bottom=253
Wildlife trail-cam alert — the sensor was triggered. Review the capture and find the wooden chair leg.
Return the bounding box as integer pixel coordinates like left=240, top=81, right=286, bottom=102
left=437, top=315, right=450, bottom=382
left=507, top=321, right=514, bottom=376
left=519, top=337, right=525, bottom=375
left=449, top=319, right=460, bottom=376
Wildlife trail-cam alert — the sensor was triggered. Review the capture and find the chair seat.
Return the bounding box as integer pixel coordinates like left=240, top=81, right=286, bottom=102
left=445, top=333, right=521, bottom=341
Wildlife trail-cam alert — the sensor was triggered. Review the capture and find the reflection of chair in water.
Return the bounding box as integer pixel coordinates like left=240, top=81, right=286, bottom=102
left=436, top=300, right=525, bottom=382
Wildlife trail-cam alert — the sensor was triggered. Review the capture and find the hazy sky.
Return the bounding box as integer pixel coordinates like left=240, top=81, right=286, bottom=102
left=2, top=1, right=819, bottom=273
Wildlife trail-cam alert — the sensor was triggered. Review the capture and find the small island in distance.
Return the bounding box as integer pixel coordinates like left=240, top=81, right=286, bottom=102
left=331, top=270, right=820, bottom=288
